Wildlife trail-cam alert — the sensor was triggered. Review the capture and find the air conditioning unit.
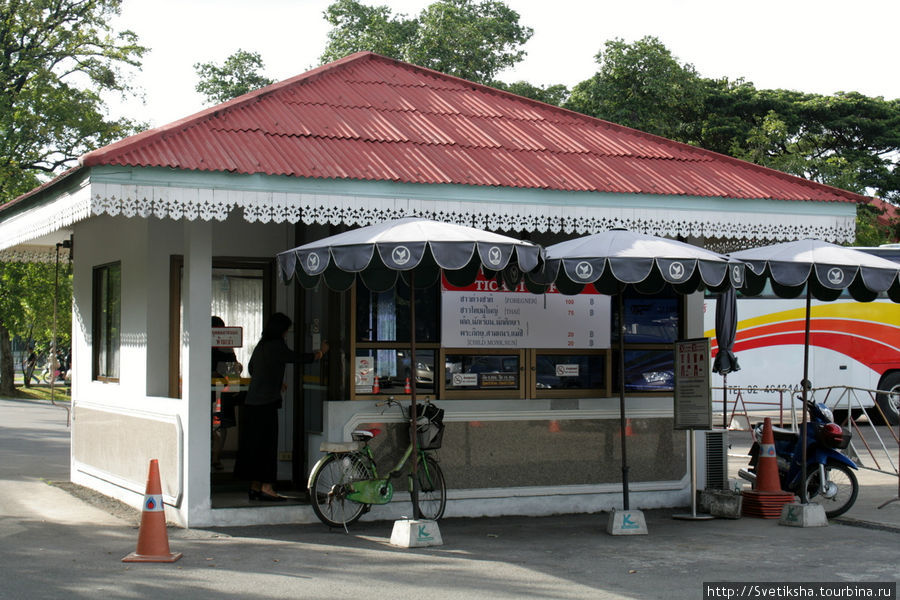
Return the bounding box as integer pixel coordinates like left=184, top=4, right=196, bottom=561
left=704, top=430, right=729, bottom=490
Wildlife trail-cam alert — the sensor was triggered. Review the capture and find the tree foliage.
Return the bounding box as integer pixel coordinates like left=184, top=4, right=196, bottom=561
left=194, top=49, right=275, bottom=105
left=0, top=0, right=144, bottom=392
left=0, top=0, right=147, bottom=200
left=566, top=37, right=706, bottom=140
left=0, top=260, right=71, bottom=395
left=320, top=0, right=533, bottom=85
left=565, top=36, right=900, bottom=243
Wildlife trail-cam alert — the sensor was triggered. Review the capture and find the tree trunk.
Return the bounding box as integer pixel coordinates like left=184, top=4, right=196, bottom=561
left=0, top=325, right=15, bottom=397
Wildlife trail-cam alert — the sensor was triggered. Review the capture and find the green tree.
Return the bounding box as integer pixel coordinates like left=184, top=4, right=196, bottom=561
left=492, top=80, right=568, bottom=106
left=564, top=36, right=900, bottom=244
left=194, top=49, right=275, bottom=105
left=0, top=0, right=144, bottom=394
left=320, top=0, right=533, bottom=85
left=0, top=261, right=72, bottom=395
left=0, top=0, right=147, bottom=200
left=565, top=36, right=706, bottom=140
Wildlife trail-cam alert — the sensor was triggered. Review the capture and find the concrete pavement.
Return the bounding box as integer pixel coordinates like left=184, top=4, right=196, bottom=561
left=1, top=397, right=897, bottom=599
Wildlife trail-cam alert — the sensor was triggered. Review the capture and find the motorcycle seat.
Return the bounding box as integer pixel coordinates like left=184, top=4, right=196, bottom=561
left=770, top=426, right=799, bottom=442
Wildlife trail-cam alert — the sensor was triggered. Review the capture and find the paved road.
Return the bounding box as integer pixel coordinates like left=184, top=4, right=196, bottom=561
left=1, top=397, right=897, bottom=599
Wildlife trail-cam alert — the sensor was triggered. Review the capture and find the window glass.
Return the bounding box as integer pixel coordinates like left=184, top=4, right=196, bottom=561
left=536, top=354, right=605, bottom=390
left=356, top=280, right=439, bottom=343
left=93, top=263, right=121, bottom=381
left=613, top=349, right=675, bottom=392
left=445, top=354, right=520, bottom=390
left=611, top=290, right=680, bottom=344
left=355, top=348, right=435, bottom=395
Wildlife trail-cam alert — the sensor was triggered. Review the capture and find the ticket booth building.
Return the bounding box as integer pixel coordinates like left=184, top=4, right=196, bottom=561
left=0, top=52, right=864, bottom=527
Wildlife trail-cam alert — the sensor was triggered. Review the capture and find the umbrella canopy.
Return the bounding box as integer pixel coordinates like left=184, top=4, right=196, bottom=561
left=277, top=217, right=541, bottom=291
left=277, top=217, right=541, bottom=518
left=731, top=238, right=900, bottom=503
left=533, top=229, right=745, bottom=295
left=530, top=229, right=746, bottom=510
left=734, top=238, right=900, bottom=302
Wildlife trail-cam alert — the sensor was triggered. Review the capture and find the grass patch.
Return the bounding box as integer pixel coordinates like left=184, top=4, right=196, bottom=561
left=12, top=385, right=71, bottom=403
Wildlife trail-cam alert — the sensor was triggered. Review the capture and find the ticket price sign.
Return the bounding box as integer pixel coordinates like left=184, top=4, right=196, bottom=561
left=441, top=273, right=610, bottom=349
left=674, top=338, right=712, bottom=430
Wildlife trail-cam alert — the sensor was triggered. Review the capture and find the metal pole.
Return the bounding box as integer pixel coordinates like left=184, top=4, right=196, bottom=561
left=408, top=270, right=420, bottom=519
left=800, top=286, right=811, bottom=504
left=618, top=293, right=630, bottom=510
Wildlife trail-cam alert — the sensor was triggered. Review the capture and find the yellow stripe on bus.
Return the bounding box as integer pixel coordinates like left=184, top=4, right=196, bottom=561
left=703, top=301, right=900, bottom=338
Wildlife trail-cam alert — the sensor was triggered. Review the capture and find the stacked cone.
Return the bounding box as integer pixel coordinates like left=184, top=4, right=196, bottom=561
left=122, top=459, right=183, bottom=562
left=372, top=375, right=380, bottom=394
left=404, top=377, right=411, bottom=393
left=742, top=418, right=796, bottom=518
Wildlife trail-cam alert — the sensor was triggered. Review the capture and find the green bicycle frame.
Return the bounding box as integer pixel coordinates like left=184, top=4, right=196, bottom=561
left=344, top=442, right=434, bottom=505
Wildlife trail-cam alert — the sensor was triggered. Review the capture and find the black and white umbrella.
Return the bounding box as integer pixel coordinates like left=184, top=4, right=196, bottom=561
left=712, top=287, right=740, bottom=428
left=529, top=229, right=745, bottom=509
left=277, top=217, right=541, bottom=516
left=731, top=238, right=900, bottom=502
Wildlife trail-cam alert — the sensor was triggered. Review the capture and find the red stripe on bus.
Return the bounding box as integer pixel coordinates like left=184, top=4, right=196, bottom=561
left=711, top=319, right=899, bottom=352
left=731, top=331, right=900, bottom=374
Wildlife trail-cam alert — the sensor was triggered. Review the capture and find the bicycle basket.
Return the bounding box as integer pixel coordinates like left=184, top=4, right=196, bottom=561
left=410, top=403, right=445, bottom=450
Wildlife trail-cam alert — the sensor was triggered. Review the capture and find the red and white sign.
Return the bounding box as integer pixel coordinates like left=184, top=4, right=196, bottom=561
left=212, top=327, right=243, bottom=348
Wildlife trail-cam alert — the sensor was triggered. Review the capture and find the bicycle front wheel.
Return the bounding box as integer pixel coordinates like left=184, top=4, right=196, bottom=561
left=412, top=455, right=446, bottom=521
left=309, top=453, right=371, bottom=528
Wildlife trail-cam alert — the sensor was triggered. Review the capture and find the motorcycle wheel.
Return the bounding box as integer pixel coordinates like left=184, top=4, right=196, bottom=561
left=804, top=461, right=858, bottom=518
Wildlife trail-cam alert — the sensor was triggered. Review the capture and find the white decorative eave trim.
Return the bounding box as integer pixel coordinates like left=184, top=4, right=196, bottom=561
left=88, top=182, right=855, bottom=242
left=0, top=179, right=857, bottom=260
left=0, top=178, right=90, bottom=253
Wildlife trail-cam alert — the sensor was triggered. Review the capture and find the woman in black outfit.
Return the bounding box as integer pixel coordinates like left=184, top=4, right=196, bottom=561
left=235, top=312, right=328, bottom=501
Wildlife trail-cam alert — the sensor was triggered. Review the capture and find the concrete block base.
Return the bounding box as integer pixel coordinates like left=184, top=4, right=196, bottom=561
left=779, top=503, right=828, bottom=527
left=390, top=519, right=443, bottom=547
left=606, top=509, right=648, bottom=535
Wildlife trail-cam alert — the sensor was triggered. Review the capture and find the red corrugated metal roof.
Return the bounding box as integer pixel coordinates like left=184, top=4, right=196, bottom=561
left=80, top=52, right=867, bottom=204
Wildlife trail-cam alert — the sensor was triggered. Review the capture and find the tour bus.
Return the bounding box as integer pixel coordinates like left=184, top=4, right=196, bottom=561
left=703, top=245, right=900, bottom=425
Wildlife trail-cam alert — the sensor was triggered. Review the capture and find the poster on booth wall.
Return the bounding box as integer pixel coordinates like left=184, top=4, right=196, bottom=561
left=674, top=338, right=712, bottom=430
left=355, top=356, right=375, bottom=394
left=440, top=273, right=611, bottom=349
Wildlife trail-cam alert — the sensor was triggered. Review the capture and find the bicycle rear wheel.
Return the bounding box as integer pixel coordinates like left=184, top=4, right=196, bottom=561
left=412, top=455, right=446, bottom=521
left=309, top=453, right=371, bottom=528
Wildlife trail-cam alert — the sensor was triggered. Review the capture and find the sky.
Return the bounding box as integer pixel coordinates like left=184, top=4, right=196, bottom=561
left=110, top=0, right=900, bottom=128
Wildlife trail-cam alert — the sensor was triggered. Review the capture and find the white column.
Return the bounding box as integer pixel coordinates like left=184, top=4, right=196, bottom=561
left=182, top=220, right=212, bottom=523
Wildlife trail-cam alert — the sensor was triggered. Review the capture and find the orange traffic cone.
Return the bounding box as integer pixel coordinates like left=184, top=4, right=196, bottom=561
left=742, top=417, right=795, bottom=518
left=122, top=459, right=183, bottom=563
left=372, top=375, right=380, bottom=394
left=754, top=417, right=781, bottom=493
left=404, top=377, right=411, bottom=394
left=625, top=419, right=634, bottom=437
left=548, top=420, right=560, bottom=433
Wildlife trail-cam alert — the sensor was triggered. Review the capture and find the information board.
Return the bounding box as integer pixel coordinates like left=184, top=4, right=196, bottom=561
left=674, top=338, right=712, bottom=430
left=440, top=274, right=610, bottom=349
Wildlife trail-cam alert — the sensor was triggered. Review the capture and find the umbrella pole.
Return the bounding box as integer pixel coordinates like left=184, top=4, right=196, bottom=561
left=722, top=373, right=728, bottom=430
left=800, top=286, right=811, bottom=504
left=409, top=271, right=421, bottom=519
left=617, top=293, right=630, bottom=510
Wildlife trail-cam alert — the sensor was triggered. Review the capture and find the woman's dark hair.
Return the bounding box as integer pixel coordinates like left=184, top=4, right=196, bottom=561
left=261, top=312, right=292, bottom=340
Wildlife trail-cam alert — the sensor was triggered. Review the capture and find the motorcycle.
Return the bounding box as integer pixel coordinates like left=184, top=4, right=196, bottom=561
left=739, top=398, right=859, bottom=518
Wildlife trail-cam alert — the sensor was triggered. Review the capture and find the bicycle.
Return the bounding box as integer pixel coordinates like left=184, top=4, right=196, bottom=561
left=307, top=397, right=447, bottom=528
